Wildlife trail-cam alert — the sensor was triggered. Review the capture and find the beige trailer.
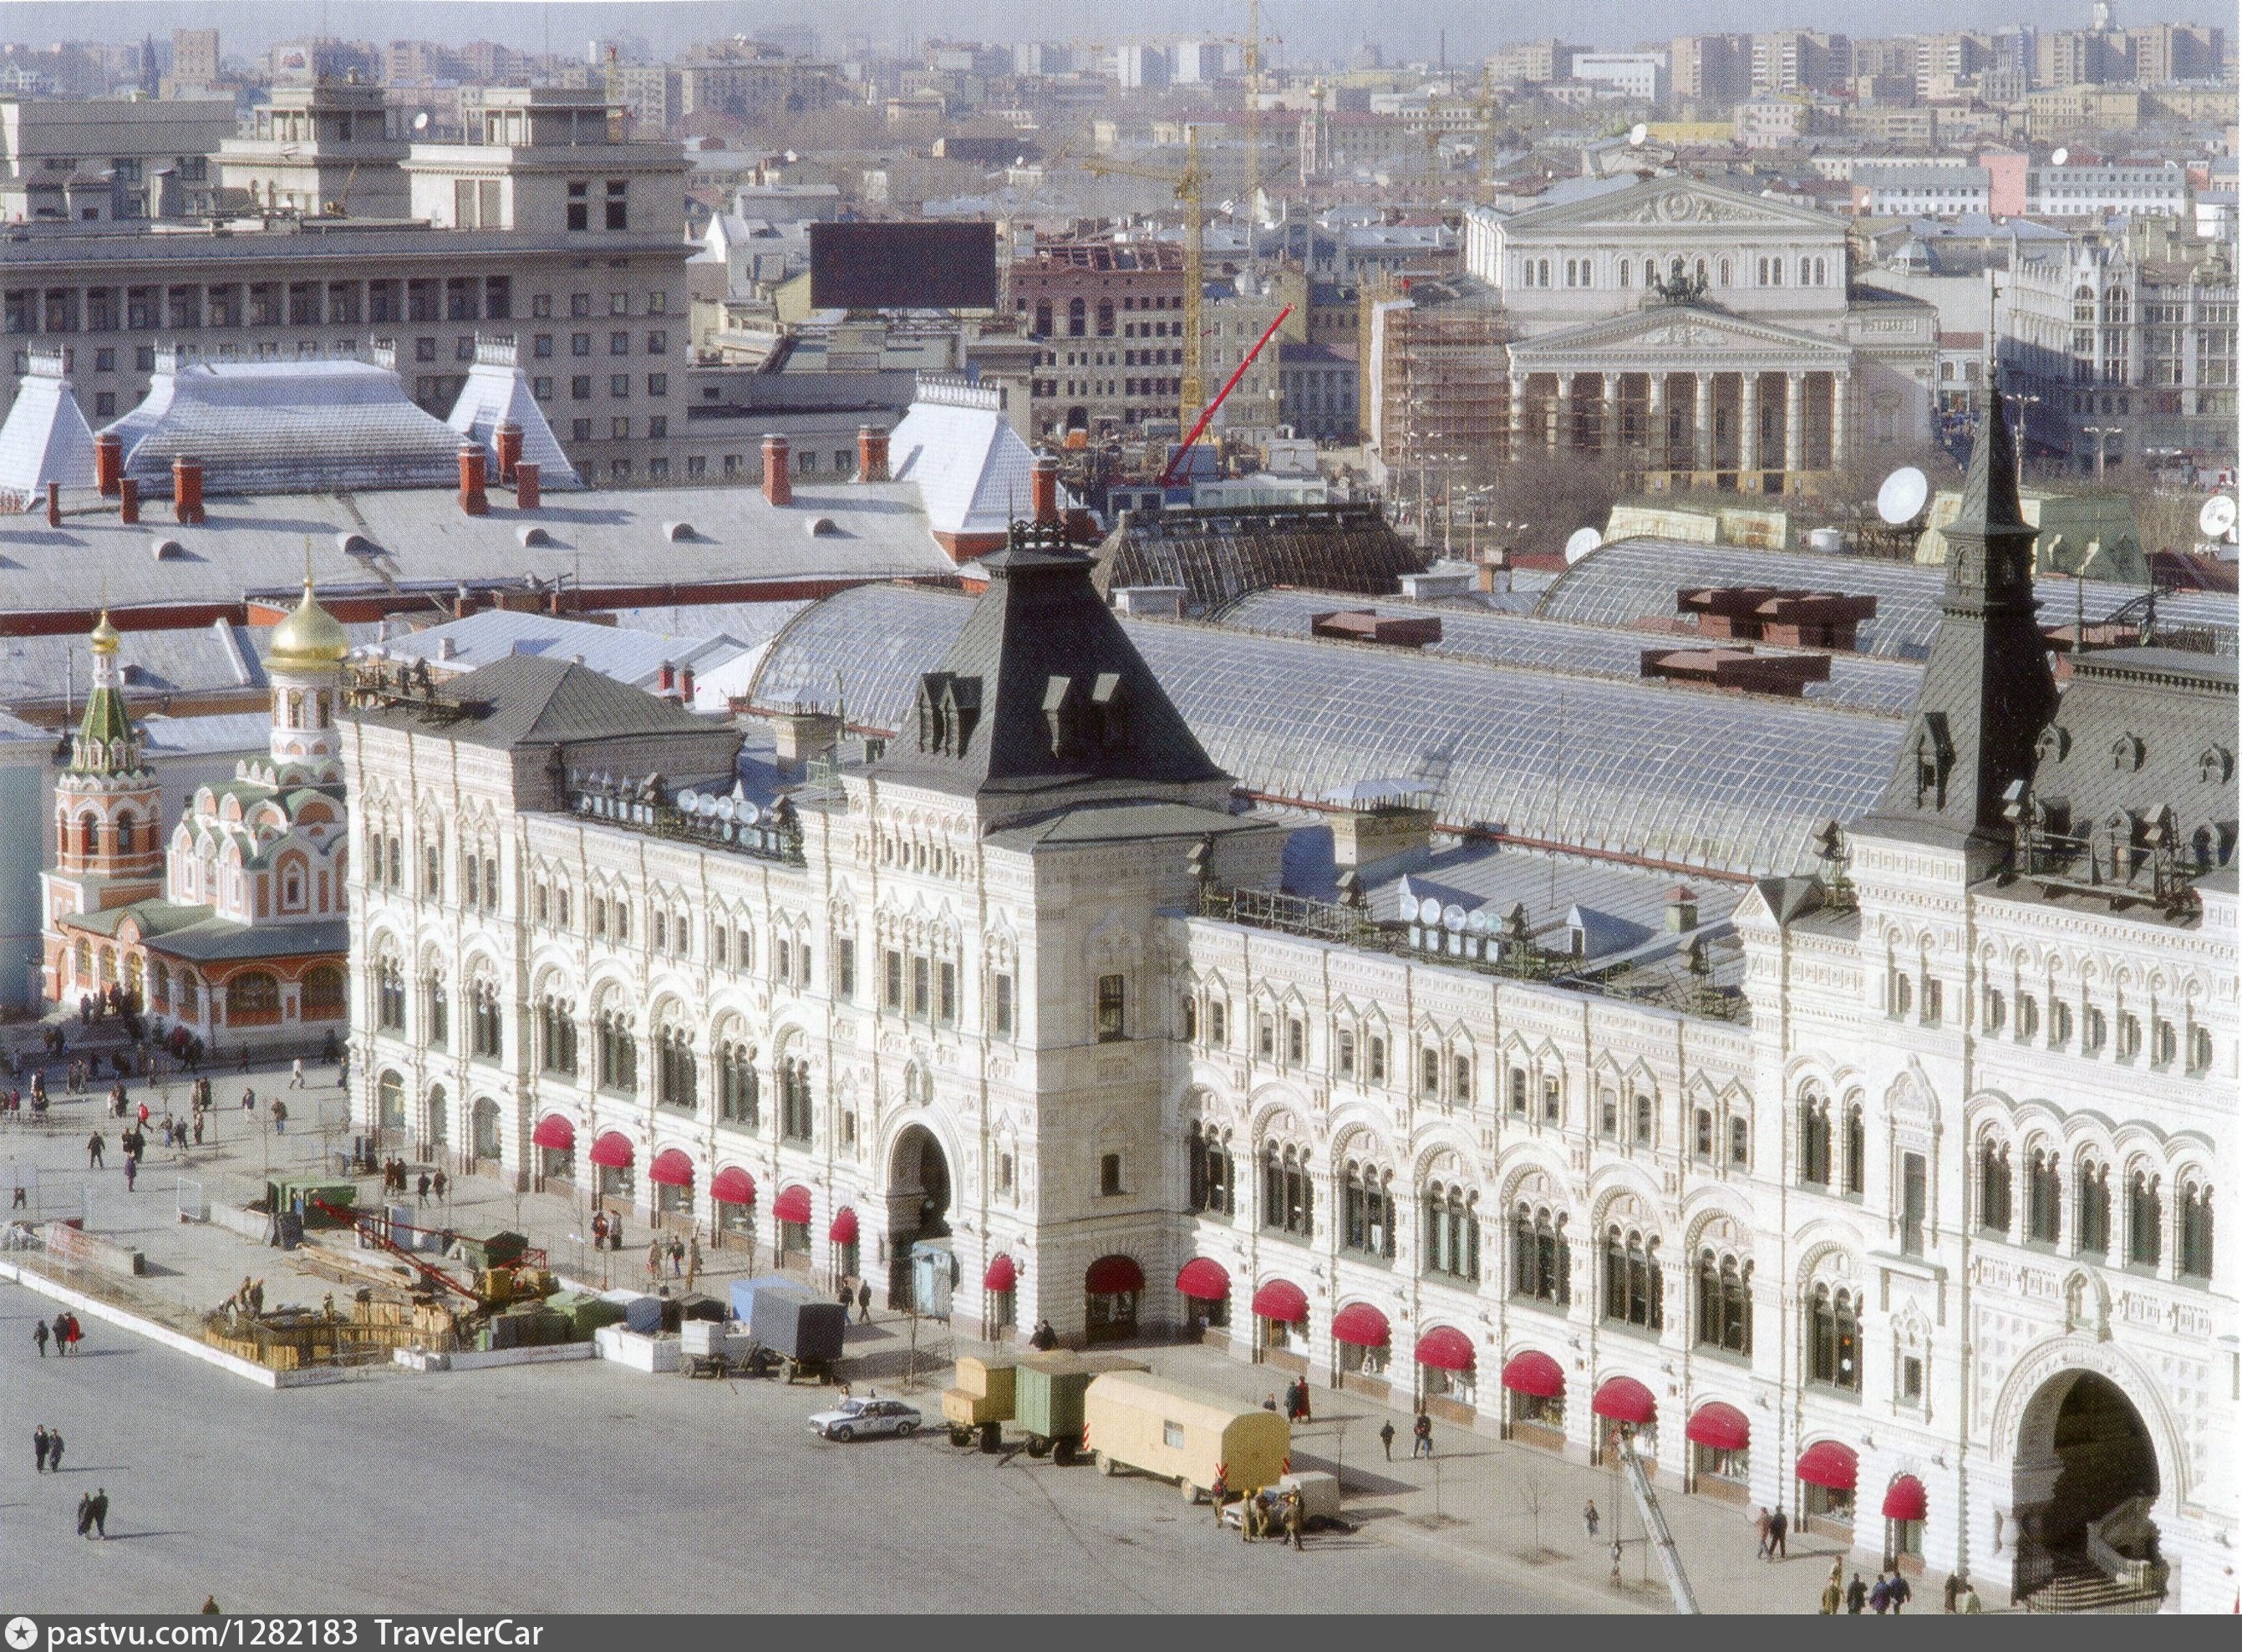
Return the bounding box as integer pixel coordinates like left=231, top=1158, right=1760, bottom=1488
left=1082, top=1371, right=1290, bottom=1501
left=940, top=1354, right=1020, bottom=1448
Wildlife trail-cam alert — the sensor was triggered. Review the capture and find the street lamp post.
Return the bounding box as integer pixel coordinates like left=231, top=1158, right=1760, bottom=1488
left=2082, top=424, right=2119, bottom=486
left=2002, top=390, right=2041, bottom=487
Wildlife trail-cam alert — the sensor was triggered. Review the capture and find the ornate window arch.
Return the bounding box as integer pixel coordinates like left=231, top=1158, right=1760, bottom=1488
left=535, top=982, right=578, bottom=1076
left=1797, top=1085, right=1833, bottom=1187
left=1259, top=1136, right=1313, bottom=1239
left=2178, top=1176, right=2214, bottom=1279
left=593, top=984, right=638, bottom=1092
left=1340, top=1153, right=1396, bottom=1259
left=713, top=1019, right=758, bottom=1129
left=1694, top=1221, right=1753, bottom=1355
left=1187, top=1118, right=1237, bottom=1216
left=1422, top=1177, right=1480, bottom=1282
left=1806, top=1267, right=1860, bottom=1391
left=1976, top=1131, right=2013, bottom=1234
left=653, top=1004, right=697, bottom=1112
left=1601, top=1217, right=1663, bottom=1331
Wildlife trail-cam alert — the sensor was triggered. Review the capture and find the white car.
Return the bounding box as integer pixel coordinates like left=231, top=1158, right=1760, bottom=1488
left=808, top=1397, right=923, bottom=1441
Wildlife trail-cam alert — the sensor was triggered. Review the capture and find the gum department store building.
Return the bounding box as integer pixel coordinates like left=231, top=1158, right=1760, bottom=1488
left=340, top=386, right=2234, bottom=1609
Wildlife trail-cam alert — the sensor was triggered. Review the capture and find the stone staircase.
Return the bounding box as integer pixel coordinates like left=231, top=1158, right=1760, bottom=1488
left=2020, top=1554, right=2166, bottom=1614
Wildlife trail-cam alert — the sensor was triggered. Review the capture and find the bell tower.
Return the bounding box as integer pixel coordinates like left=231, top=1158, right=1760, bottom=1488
left=264, top=575, right=349, bottom=784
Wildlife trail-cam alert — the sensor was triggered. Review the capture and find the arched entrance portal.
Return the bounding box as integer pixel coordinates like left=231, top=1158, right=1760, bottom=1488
left=885, top=1124, right=952, bottom=1311
left=2012, top=1370, right=2165, bottom=1608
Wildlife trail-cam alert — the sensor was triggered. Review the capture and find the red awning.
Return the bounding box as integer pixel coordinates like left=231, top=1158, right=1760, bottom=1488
left=984, top=1253, right=1017, bottom=1293
left=1795, top=1441, right=1859, bottom=1491
left=1883, top=1475, right=1929, bottom=1522
left=1501, top=1350, right=1566, bottom=1398
left=1414, top=1325, right=1476, bottom=1373
left=829, top=1208, right=858, bottom=1244
left=1175, top=1258, right=1231, bottom=1301
left=1085, top=1254, right=1144, bottom=1294
left=531, top=1115, right=575, bottom=1151
left=587, top=1131, right=633, bottom=1169
left=1330, top=1302, right=1390, bottom=1347
left=1592, top=1376, right=1657, bottom=1425
left=1251, top=1278, right=1308, bottom=1323
left=648, top=1148, right=694, bottom=1187
left=709, top=1167, right=756, bottom=1206
left=1685, top=1401, right=1751, bottom=1452
left=771, top=1185, right=812, bottom=1225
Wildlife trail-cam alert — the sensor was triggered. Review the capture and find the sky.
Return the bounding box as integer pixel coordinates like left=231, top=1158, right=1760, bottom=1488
left=0, top=0, right=2215, bottom=63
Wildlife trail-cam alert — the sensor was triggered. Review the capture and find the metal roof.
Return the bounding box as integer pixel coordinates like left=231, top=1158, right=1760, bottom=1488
left=1209, top=587, right=1923, bottom=715
left=0, top=362, right=98, bottom=506
left=1537, top=538, right=2239, bottom=660
left=884, top=384, right=1042, bottom=539
left=369, top=609, right=745, bottom=689
left=353, top=653, right=718, bottom=750
left=747, top=582, right=1909, bottom=878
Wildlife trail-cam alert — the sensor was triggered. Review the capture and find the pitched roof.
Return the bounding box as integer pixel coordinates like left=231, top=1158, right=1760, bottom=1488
left=446, top=347, right=584, bottom=490
left=353, top=653, right=717, bottom=750
left=885, top=380, right=1044, bottom=539
left=103, top=358, right=464, bottom=496
left=0, top=357, right=99, bottom=506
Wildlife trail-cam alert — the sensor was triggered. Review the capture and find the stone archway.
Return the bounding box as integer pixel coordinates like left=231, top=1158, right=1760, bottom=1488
left=2011, top=1370, right=2165, bottom=1609
left=885, top=1122, right=952, bottom=1309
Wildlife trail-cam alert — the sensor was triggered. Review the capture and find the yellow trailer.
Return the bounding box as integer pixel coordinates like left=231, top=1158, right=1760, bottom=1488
left=1082, top=1371, right=1290, bottom=1502
left=940, top=1354, right=1020, bottom=1449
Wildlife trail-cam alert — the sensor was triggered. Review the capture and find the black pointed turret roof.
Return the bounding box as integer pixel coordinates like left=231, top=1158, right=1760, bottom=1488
left=1858, top=371, right=2057, bottom=856
left=868, top=525, right=1230, bottom=813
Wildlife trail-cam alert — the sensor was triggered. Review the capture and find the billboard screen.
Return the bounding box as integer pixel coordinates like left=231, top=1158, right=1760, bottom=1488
left=808, top=221, right=999, bottom=312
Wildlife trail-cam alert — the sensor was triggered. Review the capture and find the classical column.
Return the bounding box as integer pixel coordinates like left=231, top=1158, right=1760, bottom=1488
left=1507, top=374, right=1528, bottom=460
left=1739, top=371, right=1761, bottom=483
left=1691, top=374, right=1713, bottom=475
left=1555, top=372, right=1576, bottom=452
left=1646, top=373, right=1669, bottom=476
left=1784, top=370, right=1806, bottom=485
left=1602, top=374, right=1623, bottom=455
left=1829, top=372, right=1848, bottom=474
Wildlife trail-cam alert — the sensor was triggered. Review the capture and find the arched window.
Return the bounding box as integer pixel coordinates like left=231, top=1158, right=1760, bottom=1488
left=1978, top=1138, right=2013, bottom=1234
left=1261, top=1144, right=1312, bottom=1238
left=226, top=971, right=280, bottom=1021
left=302, top=964, right=345, bottom=1018
left=1602, top=1227, right=1662, bottom=1330
left=2075, top=1157, right=2111, bottom=1254
left=715, top=1036, right=757, bottom=1127
left=1729, top=1116, right=1750, bottom=1167
left=1187, top=1122, right=1235, bottom=1214
left=1695, top=1249, right=1752, bottom=1355
left=2026, top=1149, right=2062, bottom=1243
left=114, top=811, right=136, bottom=854
left=1508, top=1066, right=1528, bottom=1116
left=596, top=1002, right=637, bottom=1091
left=2178, top=1181, right=2214, bottom=1279
left=1095, top=299, right=1115, bottom=336
left=375, top=956, right=406, bottom=1032
left=1340, top=1160, right=1395, bottom=1258
left=1798, top=1090, right=1832, bottom=1186
left=1618, top=260, right=1630, bottom=287
left=1034, top=300, right=1052, bottom=337
left=777, top=1055, right=814, bottom=1143
left=425, top=969, right=449, bottom=1047
left=1807, top=1283, right=1859, bottom=1390
left=1842, top=1101, right=1865, bottom=1195
left=2128, top=1172, right=2163, bottom=1267
left=655, top=1024, right=696, bottom=1111
left=468, top=978, right=503, bottom=1060
left=536, top=994, right=577, bottom=1075
left=1423, top=1182, right=1479, bottom=1281
left=1067, top=297, right=1085, bottom=337
left=1510, top=1202, right=1569, bottom=1305
left=1719, top=257, right=1731, bottom=286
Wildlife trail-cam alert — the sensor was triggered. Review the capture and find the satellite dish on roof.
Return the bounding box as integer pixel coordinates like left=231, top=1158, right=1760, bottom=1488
left=1628, top=123, right=1648, bottom=147
left=1466, top=909, right=1489, bottom=936
left=737, top=801, right=762, bottom=827
left=412, top=111, right=430, bottom=131
left=2198, top=495, right=2237, bottom=540
left=678, top=790, right=702, bottom=813
left=1877, top=465, right=1929, bottom=526
left=1564, top=527, right=1603, bottom=565
left=1442, top=903, right=1467, bottom=933
left=2050, top=146, right=2069, bottom=166
left=1415, top=894, right=1443, bottom=925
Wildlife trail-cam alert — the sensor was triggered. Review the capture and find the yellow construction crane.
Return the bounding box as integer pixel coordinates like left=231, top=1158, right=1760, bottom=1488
left=1243, top=0, right=1262, bottom=279
left=1081, top=125, right=1206, bottom=429
left=1477, top=62, right=1498, bottom=200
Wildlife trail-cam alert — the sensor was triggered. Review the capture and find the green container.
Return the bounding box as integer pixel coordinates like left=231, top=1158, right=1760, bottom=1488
left=1014, top=1353, right=1149, bottom=1445
left=547, top=1290, right=625, bottom=1337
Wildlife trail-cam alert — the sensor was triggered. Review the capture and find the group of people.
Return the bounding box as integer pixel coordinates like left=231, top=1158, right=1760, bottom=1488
left=32, top=1314, right=84, bottom=1356
left=1756, top=1505, right=1791, bottom=1558
left=224, top=1278, right=268, bottom=1318
left=588, top=1210, right=627, bottom=1251
left=1817, top=1558, right=1946, bottom=1614
left=647, top=1233, right=705, bottom=1290
left=379, top=1159, right=445, bottom=1204
left=831, top=1276, right=872, bottom=1321
left=32, top=1426, right=109, bottom=1538
left=32, top=1424, right=65, bottom=1471
left=1222, top=1479, right=1311, bottom=1551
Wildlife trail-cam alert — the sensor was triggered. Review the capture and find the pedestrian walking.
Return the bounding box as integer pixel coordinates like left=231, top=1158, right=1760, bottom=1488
left=1846, top=1573, right=1868, bottom=1614
left=684, top=1235, right=701, bottom=1291
left=1379, top=1420, right=1396, bottom=1461
left=1283, top=1380, right=1303, bottom=1422
left=89, top=1487, right=108, bottom=1538
left=47, top=1426, right=63, bottom=1471
left=1411, top=1411, right=1433, bottom=1459
left=1943, top=1572, right=1964, bottom=1614
left=1284, top=1492, right=1305, bottom=1552
left=416, top=1172, right=430, bottom=1206
left=1584, top=1499, right=1600, bottom=1538
left=1886, top=1568, right=1911, bottom=1614
left=34, top=1425, right=50, bottom=1472
left=33, top=1320, right=49, bottom=1358
left=431, top=1170, right=447, bottom=1202
left=669, top=1236, right=685, bottom=1278
left=1768, top=1506, right=1788, bottom=1558
left=1754, top=1507, right=1774, bottom=1558
left=646, top=1240, right=663, bottom=1289
left=86, top=1131, right=104, bottom=1169
left=1956, top=1581, right=1983, bottom=1614
left=271, top=1099, right=287, bottom=1136
left=192, top=1111, right=203, bottom=1147
left=123, top=1156, right=137, bottom=1192
left=51, top=1313, right=69, bottom=1356
left=857, top=1280, right=872, bottom=1323
left=76, top=1492, right=93, bottom=1537
left=1820, top=1577, right=1843, bottom=1614
left=291, top=1058, right=305, bottom=1090
left=1209, top=1467, right=1228, bottom=1527
left=64, top=1313, right=83, bottom=1354
left=608, top=1213, right=623, bottom=1253
left=591, top=1212, right=608, bottom=1251
left=241, top=1086, right=255, bottom=1115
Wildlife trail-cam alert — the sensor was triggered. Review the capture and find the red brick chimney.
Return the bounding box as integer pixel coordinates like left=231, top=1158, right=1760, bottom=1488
left=761, top=434, right=791, bottom=506
left=94, top=432, right=123, bottom=497
left=679, top=664, right=695, bottom=704
left=458, top=442, right=489, bottom=516
left=44, top=481, right=61, bottom=527
left=857, top=424, right=889, bottom=483
left=513, top=460, right=540, bottom=511
left=171, top=458, right=203, bottom=524
left=492, top=421, right=523, bottom=485
left=119, top=478, right=140, bottom=524
left=1030, top=454, right=1060, bottom=525
left=656, top=661, right=678, bottom=695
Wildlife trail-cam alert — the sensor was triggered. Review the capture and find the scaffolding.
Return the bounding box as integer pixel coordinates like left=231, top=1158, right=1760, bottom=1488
left=1364, top=276, right=1515, bottom=510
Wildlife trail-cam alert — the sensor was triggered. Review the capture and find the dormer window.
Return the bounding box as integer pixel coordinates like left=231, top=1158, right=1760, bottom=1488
left=943, top=678, right=980, bottom=755
left=2200, top=745, right=2233, bottom=784
left=2111, top=735, right=2145, bottom=772
left=1043, top=675, right=1081, bottom=760
left=1089, top=672, right=1127, bottom=750
left=1914, top=714, right=1955, bottom=810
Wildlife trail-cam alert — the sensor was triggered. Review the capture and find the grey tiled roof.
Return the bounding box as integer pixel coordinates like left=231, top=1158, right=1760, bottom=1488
left=353, top=653, right=717, bottom=750
left=0, top=369, right=99, bottom=506
left=104, top=358, right=463, bottom=496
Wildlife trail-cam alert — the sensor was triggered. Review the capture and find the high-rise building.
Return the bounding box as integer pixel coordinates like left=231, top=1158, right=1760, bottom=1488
left=1670, top=33, right=1751, bottom=104
left=169, top=28, right=220, bottom=89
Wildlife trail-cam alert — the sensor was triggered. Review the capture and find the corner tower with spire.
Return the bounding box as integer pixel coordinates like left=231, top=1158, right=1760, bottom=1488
left=259, top=573, right=350, bottom=785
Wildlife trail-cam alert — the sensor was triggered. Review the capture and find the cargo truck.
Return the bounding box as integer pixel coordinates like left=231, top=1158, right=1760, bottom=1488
left=1083, top=1371, right=1290, bottom=1502
left=746, top=1282, right=848, bottom=1384
left=1013, top=1351, right=1148, bottom=1462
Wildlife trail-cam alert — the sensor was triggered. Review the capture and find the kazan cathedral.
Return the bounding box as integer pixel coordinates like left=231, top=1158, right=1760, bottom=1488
left=342, top=384, right=2233, bottom=1609
left=43, top=578, right=354, bottom=1045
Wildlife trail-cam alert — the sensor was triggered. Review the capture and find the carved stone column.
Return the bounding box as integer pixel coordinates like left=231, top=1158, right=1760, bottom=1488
left=1830, top=372, right=1848, bottom=474
left=1555, top=372, right=1576, bottom=452
left=1739, top=370, right=1761, bottom=483
left=1784, top=370, right=1807, bottom=485
left=1691, top=374, right=1713, bottom=475
left=1646, top=373, right=1669, bottom=477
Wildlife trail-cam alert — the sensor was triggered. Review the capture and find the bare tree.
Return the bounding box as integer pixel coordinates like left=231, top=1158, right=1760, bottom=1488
left=1515, top=1466, right=1549, bottom=1552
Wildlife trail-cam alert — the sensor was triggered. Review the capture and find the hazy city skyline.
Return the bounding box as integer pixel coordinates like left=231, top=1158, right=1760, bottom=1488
left=0, top=0, right=2219, bottom=64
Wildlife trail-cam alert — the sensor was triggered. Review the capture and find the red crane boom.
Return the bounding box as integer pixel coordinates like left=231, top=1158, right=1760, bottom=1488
left=1161, top=303, right=1294, bottom=487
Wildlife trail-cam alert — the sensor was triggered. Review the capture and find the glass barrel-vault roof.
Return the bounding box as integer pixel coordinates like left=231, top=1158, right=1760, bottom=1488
left=1538, top=539, right=2239, bottom=661
left=747, top=582, right=1908, bottom=877
left=1208, top=587, right=1924, bottom=715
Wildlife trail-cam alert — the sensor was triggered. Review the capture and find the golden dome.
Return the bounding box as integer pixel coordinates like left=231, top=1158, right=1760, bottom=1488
left=89, top=609, right=122, bottom=656
left=269, top=578, right=350, bottom=669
